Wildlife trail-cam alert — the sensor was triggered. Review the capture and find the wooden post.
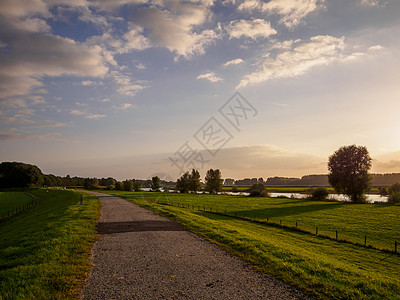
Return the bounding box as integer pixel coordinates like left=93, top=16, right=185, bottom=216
left=364, top=235, right=367, bottom=246
left=316, top=227, right=318, bottom=235
left=336, top=230, right=338, bottom=240
left=395, top=241, right=397, bottom=254
left=296, top=222, right=297, bottom=228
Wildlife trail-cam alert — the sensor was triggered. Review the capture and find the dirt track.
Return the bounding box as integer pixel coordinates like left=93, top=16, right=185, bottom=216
left=81, top=191, right=309, bottom=299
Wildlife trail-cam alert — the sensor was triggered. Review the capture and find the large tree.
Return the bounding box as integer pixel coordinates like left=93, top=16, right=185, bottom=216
left=328, top=145, right=372, bottom=203
left=0, top=162, right=44, bottom=188
left=176, top=169, right=201, bottom=193
left=189, top=169, right=201, bottom=192
left=151, top=176, right=160, bottom=191
left=204, top=169, right=223, bottom=194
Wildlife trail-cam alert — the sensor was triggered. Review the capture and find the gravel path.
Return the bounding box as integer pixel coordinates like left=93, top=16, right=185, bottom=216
left=81, top=192, right=309, bottom=299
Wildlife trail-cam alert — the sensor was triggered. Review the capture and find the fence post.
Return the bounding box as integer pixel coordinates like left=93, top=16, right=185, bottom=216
left=364, top=235, right=367, bottom=246
left=336, top=230, right=338, bottom=240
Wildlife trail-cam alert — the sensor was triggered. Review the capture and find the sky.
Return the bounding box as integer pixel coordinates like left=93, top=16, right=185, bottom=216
left=1, top=0, right=400, bottom=181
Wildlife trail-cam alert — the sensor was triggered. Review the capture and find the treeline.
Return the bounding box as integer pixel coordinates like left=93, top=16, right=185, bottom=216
left=228, top=174, right=400, bottom=186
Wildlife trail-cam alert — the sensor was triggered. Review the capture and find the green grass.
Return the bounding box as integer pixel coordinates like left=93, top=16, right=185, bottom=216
left=134, top=192, right=399, bottom=251
left=0, top=189, right=100, bottom=299
left=102, top=190, right=400, bottom=299
left=0, top=192, right=33, bottom=217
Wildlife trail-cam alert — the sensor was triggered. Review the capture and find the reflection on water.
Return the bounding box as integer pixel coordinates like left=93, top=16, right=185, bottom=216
left=139, top=188, right=388, bottom=203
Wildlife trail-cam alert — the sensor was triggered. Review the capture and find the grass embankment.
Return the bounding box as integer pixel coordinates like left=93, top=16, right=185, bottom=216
left=103, top=190, right=400, bottom=299
left=0, top=189, right=100, bottom=299
left=0, top=192, right=33, bottom=218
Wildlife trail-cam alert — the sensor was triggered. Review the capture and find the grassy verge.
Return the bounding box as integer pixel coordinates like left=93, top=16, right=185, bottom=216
left=0, top=189, right=100, bottom=299
left=102, top=190, right=400, bottom=299
left=0, top=191, right=33, bottom=218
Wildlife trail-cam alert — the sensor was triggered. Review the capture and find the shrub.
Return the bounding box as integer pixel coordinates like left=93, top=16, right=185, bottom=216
left=311, top=187, right=329, bottom=201
left=388, top=191, right=400, bottom=203
left=248, top=183, right=269, bottom=197
left=388, top=183, right=400, bottom=195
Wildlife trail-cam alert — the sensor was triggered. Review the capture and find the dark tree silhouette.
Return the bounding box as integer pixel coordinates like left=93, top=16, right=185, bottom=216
left=0, top=162, right=44, bottom=188
left=204, top=169, right=223, bottom=194
left=328, top=145, right=372, bottom=203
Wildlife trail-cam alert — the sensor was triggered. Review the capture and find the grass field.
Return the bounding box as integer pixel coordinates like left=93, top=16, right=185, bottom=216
left=103, top=190, right=400, bottom=299
left=0, top=189, right=100, bottom=299
left=122, top=191, right=398, bottom=251
left=0, top=191, right=33, bottom=217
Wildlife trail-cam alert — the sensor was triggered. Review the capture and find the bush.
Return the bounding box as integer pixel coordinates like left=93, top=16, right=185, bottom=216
left=311, top=187, right=329, bottom=201
left=388, top=183, right=400, bottom=195
left=388, top=191, right=400, bottom=203
left=248, top=183, right=269, bottom=197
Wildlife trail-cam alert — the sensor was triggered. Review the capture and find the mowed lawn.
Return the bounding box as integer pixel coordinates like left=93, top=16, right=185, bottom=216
left=0, top=189, right=100, bottom=299
left=105, top=190, right=400, bottom=299
left=0, top=191, right=33, bottom=218
left=135, top=192, right=399, bottom=251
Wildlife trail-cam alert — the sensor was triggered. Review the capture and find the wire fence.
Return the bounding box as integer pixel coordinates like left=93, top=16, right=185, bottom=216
left=0, top=193, right=39, bottom=222
left=149, top=199, right=399, bottom=255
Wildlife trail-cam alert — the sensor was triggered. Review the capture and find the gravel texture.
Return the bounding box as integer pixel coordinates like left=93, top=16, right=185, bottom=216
left=81, top=191, right=309, bottom=299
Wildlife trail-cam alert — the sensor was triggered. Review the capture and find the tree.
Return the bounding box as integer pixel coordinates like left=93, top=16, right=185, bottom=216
left=151, top=176, right=160, bottom=191
left=204, top=169, right=223, bottom=194
left=105, top=177, right=116, bottom=190
left=115, top=181, right=123, bottom=190
left=132, top=179, right=142, bottom=192
left=328, top=145, right=372, bottom=203
left=176, top=172, right=190, bottom=193
left=0, top=162, right=44, bottom=188
left=84, top=178, right=99, bottom=190
left=122, top=179, right=133, bottom=191
left=189, top=169, right=201, bottom=192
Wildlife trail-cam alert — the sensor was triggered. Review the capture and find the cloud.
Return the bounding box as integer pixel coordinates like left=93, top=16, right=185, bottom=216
left=226, top=19, right=276, bottom=40
left=81, top=80, right=97, bottom=86
left=360, top=0, right=387, bottom=7
left=237, top=35, right=368, bottom=88
left=131, top=2, right=219, bottom=58
left=135, top=63, right=147, bottom=70
left=223, top=58, right=244, bottom=67
left=197, top=72, right=223, bottom=82
left=0, top=128, right=78, bottom=142
left=110, top=71, right=147, bottom=96
left=0, top=2, right=111, bottom=101
left=238, top=0, right=325, bottom=27
left=70, top=109, right=105, bottom=119
left=114, top=103, right=133, bottom=110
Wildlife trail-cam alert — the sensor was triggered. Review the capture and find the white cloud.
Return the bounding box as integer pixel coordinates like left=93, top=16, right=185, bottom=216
left=237, top=35, right=368, bottom=88
left=86, top=113, right=105, bottom=119
left=132, top=2, right=220, bottom=58
left=81, top=80, right=96, bottom=86
left=70, top=109, right=105, bottom=119
left=197, top=72, right=223, bottom=83
left=70, top=109, right=86, bottom=116
left=223, top=58, right=244, bottom=66
left=110, top=71, right=147, bottom=96
left=114, top=103, right=134, bottom=110
left=135, top=63, right=147, bottom=70
left=227, top=19, right=276, bottom=40
left=238, top=0, right=325, bottom=27
left=360, top=0, right=386, bottom=7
